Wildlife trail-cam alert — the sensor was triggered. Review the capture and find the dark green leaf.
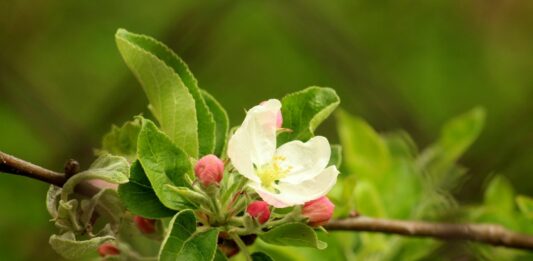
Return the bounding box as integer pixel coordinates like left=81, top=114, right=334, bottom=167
left=159, top=210, right=219, bottom=261
left=213, top=249, right=229, bottom=261
left=118, top=161, right=175, bottom=218
left=252, top=252, right=274, bottom=261
left=177, top=229, right=219, bottom=261
left=260, top=222, right=327, bottom=249
left=278, top=86, right=340, bottom=144
left=137, top=119, right=194, bottom=210
left=159, top=210, right=197, bottom=261
left=202, top=90, right=229, bottom=157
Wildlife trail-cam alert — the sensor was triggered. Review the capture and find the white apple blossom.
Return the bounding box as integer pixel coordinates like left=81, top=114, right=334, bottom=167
left=228, top=99, right=339, bottom=208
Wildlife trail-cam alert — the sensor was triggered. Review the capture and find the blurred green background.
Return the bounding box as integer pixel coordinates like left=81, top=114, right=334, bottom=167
left=1, top=0, right=532, bottom=259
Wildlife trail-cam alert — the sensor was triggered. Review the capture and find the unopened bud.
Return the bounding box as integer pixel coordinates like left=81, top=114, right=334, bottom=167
left=261, top=101, right=283, bottom=128
left=302, top=196, right=334, bottom=227
left=98, top=243, right=120, bottom=257
left=133, top=216, right=156, bottom=234
left=194, top=154, right=224, bottom=186
left=246, top=201, right=270, bottom=224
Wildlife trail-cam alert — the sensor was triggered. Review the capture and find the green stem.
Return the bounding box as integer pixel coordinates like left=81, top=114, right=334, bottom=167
left=230, top=233, right=252, bottom=261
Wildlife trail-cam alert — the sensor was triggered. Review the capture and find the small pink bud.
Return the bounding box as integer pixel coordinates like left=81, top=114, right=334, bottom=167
left=261, top=101, right=283, bottom=128
left=302, top=196, right=335, bottom=227
left=98, top=243, right=120, bottom=257
left=247, top=201, right=271, bottom=224
left=133, top=216, right=156, bottom=234
left=194, top=154, right=224, bottom=186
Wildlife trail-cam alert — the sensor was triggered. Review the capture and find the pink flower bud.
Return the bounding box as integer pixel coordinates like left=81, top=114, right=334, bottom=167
left=194, top=154, right=224, bottom=186
left=247, top=201, right=271, bottom=224
left=98, top=243, right=120, bottom=257
left=302, top=196, right=335, bottom=227
left=133, top=216, right=156, bottom=234
left=261, top=101, right=283, bottom=128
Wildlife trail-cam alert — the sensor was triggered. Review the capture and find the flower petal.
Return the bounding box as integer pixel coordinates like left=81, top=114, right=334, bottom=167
left=276, top=136, right=331, bottom=184
left=251, top=166, right=340, bottom=208
left=228, top=99, right=281, bottom=182
left=249, top=182, right=294, bottom=208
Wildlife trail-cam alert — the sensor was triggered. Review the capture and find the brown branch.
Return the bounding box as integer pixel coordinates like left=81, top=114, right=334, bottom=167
left=0, top=150, right=67, bottom=186
left=324, top=216, right=533, bottom=250
left=3, top=150, right=533, bottom=251
left=0, top=150, right=99, bottom=195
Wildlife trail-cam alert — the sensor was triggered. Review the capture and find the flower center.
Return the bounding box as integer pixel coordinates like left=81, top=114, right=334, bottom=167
left=256, top=156, right=292, bottom=192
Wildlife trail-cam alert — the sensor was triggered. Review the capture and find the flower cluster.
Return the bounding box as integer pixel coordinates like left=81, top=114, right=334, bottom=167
left=94, top=99, right=339, bottom=257
left=190, top=99, right=338, bottom=229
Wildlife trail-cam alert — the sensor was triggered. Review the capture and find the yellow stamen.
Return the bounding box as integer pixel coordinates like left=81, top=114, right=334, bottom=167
left=256, top=156, right=292, bottom=191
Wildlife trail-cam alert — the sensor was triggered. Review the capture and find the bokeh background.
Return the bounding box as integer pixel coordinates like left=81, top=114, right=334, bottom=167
left=1, top=0, right=532, bottom=259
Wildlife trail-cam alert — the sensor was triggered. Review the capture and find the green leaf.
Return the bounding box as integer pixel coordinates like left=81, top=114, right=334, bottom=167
left=252, top=252, right=274, bottom=261
left=336, top=110, right=390, bottom=183
left=354, top=181, right=387, bottom=217
left=516, top=195, right=533, bottom=220
left=118, top=161, right=175, bottom=218
left=278, top=86, right=340, bottom=144
left=61, top=154, right=129, bottom=201
left=202, top=90, right=229, bottom=157
left=159, top=210, right=197, bottom=260
left=100, top=117, right=142, bottom=162
left=177, top=229, right=219, bottom=261
left=484, top=175, right=515, bottom=213
left=80, top=189, right=123, bottom=227
left=116, top=28, right=217, bottom=157
left=437, top=107, right=485, bottom=163
left=417, top=107, right=485, bottom=184
left=159, top=210, right=219, bottom=261
left=137, top=119, right=194, bottom=210
left=260, top=222, right=327, bottom=249
left=46, top=185, right=62, bottom=218
left=213, top=250, right=228, bottom=261
left=328, top=144, right=342, bottom=168
left=49, top=232, right=114, bottom=260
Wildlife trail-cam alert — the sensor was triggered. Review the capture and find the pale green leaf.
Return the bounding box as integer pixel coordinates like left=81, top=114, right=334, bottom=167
left=137, top=119, right=194, bottom=210
left=417, top=107, right=485, bottom=186
left=484, top=175, right=515, bottom=213
left=336, top=110, right=390, bottom=183
left=61, top=154, right=129, bottom=201
left=46, top=185, right=62, bottom=218
left=118, top=160, right=175, bottom=218
left=49, top=232, right=114, bottom=260
left=260, top=222, right=327, bottom=249
left=115, top=29, right=200, bottom=157
left=278, top=86, right=340, bottom=144
left=516, top=195, right=533, bottom=220
left=80, top=189, right=123, bottom=227
left=354, top=181, right=387, bottom=217
left=100, top=117, right=142, bottom=162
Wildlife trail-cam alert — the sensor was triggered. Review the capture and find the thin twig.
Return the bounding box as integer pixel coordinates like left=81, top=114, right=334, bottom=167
left=3, top=150, right=533, bottom=250
left=0, top=150, right=99, bottom=196
left=0, top=150, right=66, bottom=186
left=324, top=216, right=533, bottom=250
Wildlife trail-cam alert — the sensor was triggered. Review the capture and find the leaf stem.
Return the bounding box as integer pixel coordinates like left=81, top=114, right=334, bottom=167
left=230, top=233, right=252, bottom=261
